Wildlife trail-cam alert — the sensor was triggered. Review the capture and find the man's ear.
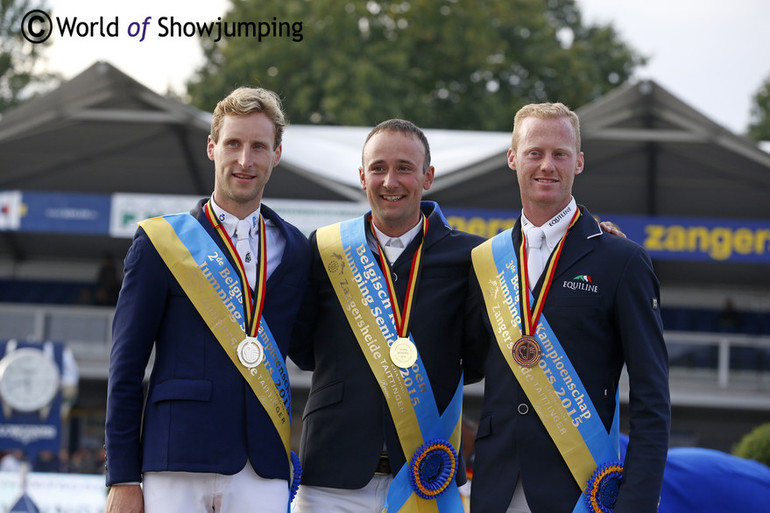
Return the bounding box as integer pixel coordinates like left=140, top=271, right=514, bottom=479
left=507, top=148, right=516, bottom=171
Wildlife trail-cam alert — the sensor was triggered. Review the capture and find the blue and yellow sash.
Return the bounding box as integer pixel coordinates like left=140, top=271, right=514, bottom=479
left=472, top=228, right=621, bottom=513
left=316, top=215, right=464, bottom=513
left=139, top=212, right=299, bottom=504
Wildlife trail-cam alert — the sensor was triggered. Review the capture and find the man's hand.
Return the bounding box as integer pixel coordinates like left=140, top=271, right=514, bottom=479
left=106, top=484, right=144, bottom=513
left=600, top=221, right=626, bottom=238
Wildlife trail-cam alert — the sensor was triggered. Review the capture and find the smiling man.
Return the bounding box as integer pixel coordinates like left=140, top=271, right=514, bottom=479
left=290, top=119, right=488, bottom=512
left=470, top=103, right=670, bottom=513
left=105, top=87, right=309, bottom=513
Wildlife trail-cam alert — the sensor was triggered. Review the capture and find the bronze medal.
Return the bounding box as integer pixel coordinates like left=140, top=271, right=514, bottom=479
left=512, top=335, right=541, bottom=367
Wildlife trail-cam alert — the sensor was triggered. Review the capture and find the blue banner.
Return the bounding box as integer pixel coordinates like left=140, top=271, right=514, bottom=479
left=18, top=191, right=111, bottom=235
left=443, top=207, right=770, bottom=265
left=2, top=190, right=768, bottom=264
left=0, top=340, right=64, bottom=466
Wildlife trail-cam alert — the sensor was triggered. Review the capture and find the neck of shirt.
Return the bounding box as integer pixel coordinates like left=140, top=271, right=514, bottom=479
left=521, top=197, right=577, bottom=252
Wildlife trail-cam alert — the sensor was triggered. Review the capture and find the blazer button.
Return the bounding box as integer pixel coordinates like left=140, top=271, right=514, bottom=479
left=517, top=403, right=529, bottom=415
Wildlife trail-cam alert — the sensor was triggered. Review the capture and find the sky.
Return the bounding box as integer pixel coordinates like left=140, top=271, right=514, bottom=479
left=36, top=0, right=770, bottom=135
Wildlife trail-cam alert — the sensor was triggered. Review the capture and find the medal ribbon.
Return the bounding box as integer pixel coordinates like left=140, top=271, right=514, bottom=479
left=204, top=200, right=267, bottom=339
left=138, top=214, right=293, bottom=460
left=519, top=209, right=581, bottom=337
left=370, top=216, right=428, bottom=339
left=317, top=214, right=464, bottom=513
left=472, top=226, right=620, bottom=513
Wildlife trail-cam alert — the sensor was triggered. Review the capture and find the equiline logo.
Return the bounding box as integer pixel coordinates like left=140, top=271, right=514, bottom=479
left=563, top=275, right=598, bottom=293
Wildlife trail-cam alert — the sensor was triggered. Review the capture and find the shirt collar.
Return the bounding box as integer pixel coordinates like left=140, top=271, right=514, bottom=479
left=371, top=216, right=424, bottom=250
left=521, top=197, right=577, bottom=251
left=209, top=195, right=261, bottom=238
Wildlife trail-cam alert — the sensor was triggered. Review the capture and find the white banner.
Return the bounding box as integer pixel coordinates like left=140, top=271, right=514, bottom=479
left=0, top=191, right=22, bottom=231
left=0, top=471, right=106, bottom=513
left=110, top=193, right=367, bottom=238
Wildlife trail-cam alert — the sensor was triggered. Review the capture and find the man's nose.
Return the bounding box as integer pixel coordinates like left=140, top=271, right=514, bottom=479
left=239, top=148, right=254, bottom=169
left=383, top=169, right=399, bottom=187
left=540, top=156, right=557, bottom=172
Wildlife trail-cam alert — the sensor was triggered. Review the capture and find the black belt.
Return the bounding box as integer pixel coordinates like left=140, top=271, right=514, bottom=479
left=375, top=453, right=391, bottom=475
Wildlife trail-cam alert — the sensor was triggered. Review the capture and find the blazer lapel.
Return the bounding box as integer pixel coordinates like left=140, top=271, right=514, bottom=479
left=553, top=206, right=602, bottom=280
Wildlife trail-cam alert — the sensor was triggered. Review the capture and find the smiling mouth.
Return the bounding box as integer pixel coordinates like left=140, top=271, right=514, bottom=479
left=535, top=178, right=558, bottom=184
left=382, top=195, right=405, bottom=202
left=234, top=173, right=255, bottom=180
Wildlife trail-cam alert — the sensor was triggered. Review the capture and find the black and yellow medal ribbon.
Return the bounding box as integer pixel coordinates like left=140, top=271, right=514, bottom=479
left=204, top=200, right=267, bottom=338
left=518, top=210, right=581, bottom=338
left=370, top=216, right=429, bottom=340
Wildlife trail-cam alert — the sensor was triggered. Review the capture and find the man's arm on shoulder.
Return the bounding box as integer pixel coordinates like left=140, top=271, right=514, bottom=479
left=600, top=220, right=626, bottom=238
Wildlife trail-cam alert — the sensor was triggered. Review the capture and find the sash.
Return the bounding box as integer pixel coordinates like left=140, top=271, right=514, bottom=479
left=139, top=213, right=300, bottom=503
left=316, top=216, right=464, bottom=513
left=472, top=228, right=621, bottom=513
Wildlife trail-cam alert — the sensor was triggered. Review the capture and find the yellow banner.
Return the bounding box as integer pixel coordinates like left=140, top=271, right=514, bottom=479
left=471, top=239, right=595, bottom=487
left=140, top=217, right=291, bottom=458
left=317, top=223, right=448, bottom=513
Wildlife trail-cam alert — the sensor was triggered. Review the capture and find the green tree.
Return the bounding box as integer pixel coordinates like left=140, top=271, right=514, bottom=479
left=187, top=0, right=644, bottom=130
left=747, top=75, right=770, bottom=142
left=733, top=422, right=770, bottom=467
left=0, top=0, right=59, bottom=112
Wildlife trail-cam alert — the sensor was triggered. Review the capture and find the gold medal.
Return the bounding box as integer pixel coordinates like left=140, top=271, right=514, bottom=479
left=512, top=335, right=541, bottom=367
left=390, top=337, right=418, bottom=369
left=237, top=336, right=264, bottom=368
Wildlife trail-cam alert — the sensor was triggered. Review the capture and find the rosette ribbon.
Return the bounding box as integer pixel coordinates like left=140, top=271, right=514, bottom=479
left=584, top=461, right=624, bottom=513
left=290, top=450, right=302, bottom=503
left=408, top=439, right=457, bottom=500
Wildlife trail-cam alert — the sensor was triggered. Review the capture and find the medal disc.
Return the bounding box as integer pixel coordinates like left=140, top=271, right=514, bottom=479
left=390, top=337, right=418, bottom=369
left=237, top=336, right=264, bottom=368
left=512, top=336, right=541, bottom=367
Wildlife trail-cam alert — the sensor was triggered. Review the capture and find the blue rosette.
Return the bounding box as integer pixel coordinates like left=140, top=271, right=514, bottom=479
left=407, top=439, right=457, bottom=500
left=584, top=461, right=624, bottom=513
left=289, top=450, right=302, bottom=503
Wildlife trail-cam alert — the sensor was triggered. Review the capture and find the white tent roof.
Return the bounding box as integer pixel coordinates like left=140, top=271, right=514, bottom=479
left=280, top=125, right=511, bottom=190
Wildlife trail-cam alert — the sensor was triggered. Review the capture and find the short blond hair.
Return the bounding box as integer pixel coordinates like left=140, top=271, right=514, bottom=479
left=512, top=102, right=581, bottom=153
left=210, top=87, right=287, bottom=148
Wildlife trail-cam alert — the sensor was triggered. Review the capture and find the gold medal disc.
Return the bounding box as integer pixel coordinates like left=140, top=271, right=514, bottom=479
left=512, top=336, right=541, bottom=367
left=390, top=337, right=418, bottom=369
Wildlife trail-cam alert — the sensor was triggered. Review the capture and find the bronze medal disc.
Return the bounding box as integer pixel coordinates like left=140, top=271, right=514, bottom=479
left=512, top=336, right=541, bottom=367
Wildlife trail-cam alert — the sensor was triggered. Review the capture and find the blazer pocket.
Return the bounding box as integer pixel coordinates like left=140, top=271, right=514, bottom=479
left=303, top=380, right=344, bottom=418
left=475, top=415, right=492, bottom=440
left=151, top=379, right=212, bottom=403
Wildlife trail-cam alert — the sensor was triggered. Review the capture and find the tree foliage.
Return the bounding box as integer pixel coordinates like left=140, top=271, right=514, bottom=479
left=187, top=0, right=645, bottom=130
left=747, top=75, right=770, bottom=142
left=733, top=422, right=770, bottom=467
left=0, top=0, right=59, bottom=113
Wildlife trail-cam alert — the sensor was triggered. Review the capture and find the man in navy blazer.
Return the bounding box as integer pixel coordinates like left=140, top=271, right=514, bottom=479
left=470, top=103, right=670, bottom=513
left=105, top=87, right=309, bottom=513
left=290, top=120, right=488, bottom=511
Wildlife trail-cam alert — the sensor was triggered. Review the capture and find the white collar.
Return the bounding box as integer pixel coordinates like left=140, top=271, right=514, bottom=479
left=521, top=197, right=577, bottom=251
left=371, top=217, right=424, bottom=250
left=209, top=196, right=261, bottom=239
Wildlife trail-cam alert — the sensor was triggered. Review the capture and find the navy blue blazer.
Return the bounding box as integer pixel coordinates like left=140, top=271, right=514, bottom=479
left=470, top=207, right=670, bottom=513
left=105, top=199, right=310, bottom=486
left=290, top=202, right=488, bottom=489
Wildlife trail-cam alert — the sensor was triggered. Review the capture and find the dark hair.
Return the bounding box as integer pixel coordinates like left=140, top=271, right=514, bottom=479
left=362, top=119, right=431, bottom=172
